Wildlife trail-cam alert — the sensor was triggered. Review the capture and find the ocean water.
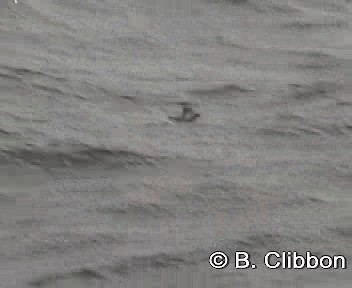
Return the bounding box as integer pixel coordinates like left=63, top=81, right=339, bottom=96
left=0, top=0, right=351, bottom=287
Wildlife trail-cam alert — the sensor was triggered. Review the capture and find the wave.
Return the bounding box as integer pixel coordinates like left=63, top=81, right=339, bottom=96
left=0, top=193, right=15, bottom=204
left=50, top=0, right=115, bottom=18
left=0, top=127, right=18, bottom=137
left=29, top=249, right=205, bottom=287
left=111, top=249, right=205, bottom=276
left=0, top=64, right=68, bottom=86
left=22, top=231, right=123, bottom=258
left=29, top=268, right=106, bottom=287
left=256, top=128, right=302, bottom=137
left=95, top=202, right=173, bottom=220
left=0, top=65, right=46, bottom=77
left=205, top=0, right=248, bottom=4
left=282, top=20, right=347, bottom=31
left=331, top=225, right=352, bottom=239
left=206, top=0, right=301, bottom=14
left=0, top=64, right=45, bottom=87
left=217, top=232, right=322, bottom=258
left=249, top=0, right=302, bottom=14
left=234, top=233, right=290, bottom=251
left=337, top=100, right=352, bottom=106
left=0, top=71, right=21, bottom=82
left=95, top=180, right=261, bottom=222
left=281, top=195, right=327, bottom=208
left=214, top=233, right=297, bottom=260
left=185, top=182, right=254, bottom=206
left=293, top=51, right=342, bottom=70
left=0, top=145, right=158, bottom=169
left=187, top=83, right=254, bottom=98
left=287, top=81, right=338, bottom=101
left=257, top=122, right=352, bottom=138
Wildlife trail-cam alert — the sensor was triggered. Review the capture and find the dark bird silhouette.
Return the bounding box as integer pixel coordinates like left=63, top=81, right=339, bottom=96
left=168, top=104, right=200, bottom=122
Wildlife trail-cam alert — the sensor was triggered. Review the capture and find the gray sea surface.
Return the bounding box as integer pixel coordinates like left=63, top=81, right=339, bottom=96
left=0, top=0, right=351, bottom=287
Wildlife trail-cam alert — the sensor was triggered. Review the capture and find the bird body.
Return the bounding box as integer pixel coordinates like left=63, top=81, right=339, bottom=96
left=168, top=105, right=200, bottom=122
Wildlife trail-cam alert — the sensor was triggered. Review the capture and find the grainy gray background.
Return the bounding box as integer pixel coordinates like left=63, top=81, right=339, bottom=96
left=0, top=0, right=351, bottom=287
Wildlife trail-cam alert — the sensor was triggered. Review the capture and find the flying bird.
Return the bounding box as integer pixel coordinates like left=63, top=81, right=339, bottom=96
left=168, top=103, right=200, bottom=122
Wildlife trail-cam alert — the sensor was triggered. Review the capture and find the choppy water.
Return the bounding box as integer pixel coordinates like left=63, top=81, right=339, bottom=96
left=0, top=0, right=351, bottom=287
